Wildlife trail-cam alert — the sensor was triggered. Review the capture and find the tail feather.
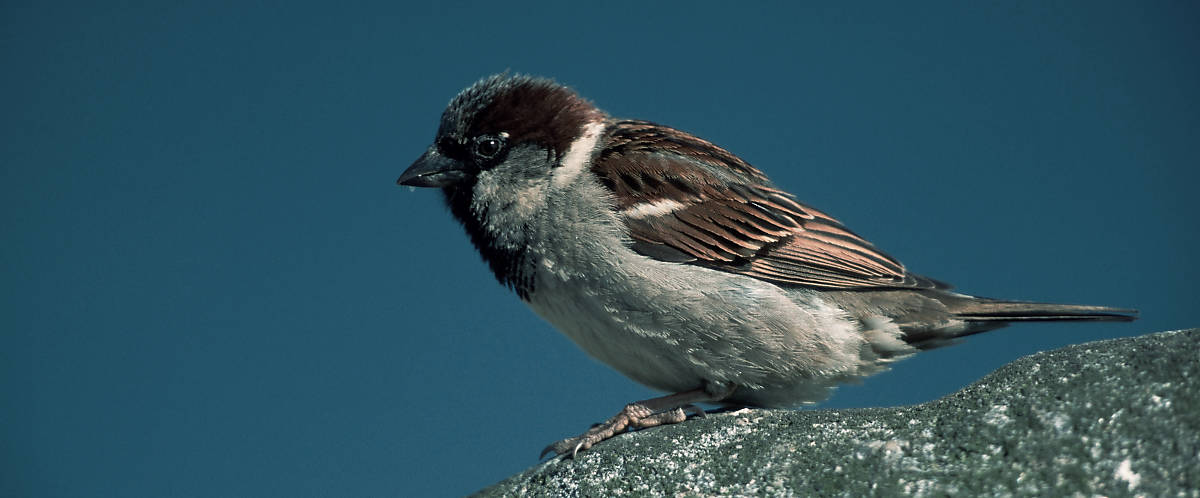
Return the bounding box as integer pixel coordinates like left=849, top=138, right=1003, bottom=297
left=827, top=289, right=1138, bottom=351
left=951, top=299, right=1138, bottom=322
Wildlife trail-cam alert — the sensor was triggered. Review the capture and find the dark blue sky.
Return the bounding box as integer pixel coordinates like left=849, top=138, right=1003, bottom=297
left=4, top=2, right=1197, bottom=496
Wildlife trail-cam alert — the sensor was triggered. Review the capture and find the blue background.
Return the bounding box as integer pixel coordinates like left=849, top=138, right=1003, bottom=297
left=4, top=2, right=1197, bottom=496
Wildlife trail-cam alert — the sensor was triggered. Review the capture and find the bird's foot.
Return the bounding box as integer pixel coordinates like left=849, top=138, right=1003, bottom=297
left=540, top=403, right=706, bottom=459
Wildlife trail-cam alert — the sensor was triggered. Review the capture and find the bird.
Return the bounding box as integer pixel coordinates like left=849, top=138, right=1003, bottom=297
left=396, top=73, right=1137, bottom=458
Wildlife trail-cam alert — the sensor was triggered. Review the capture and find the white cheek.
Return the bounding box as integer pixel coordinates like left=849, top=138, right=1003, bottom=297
left=513, top=184, right=546, bottom=219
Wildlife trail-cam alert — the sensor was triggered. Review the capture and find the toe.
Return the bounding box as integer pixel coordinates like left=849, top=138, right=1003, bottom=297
left=681, top=404, right=706, bottom=418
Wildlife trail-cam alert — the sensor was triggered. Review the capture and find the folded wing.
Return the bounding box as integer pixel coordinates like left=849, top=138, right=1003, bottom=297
left=592, top=120, right=943, bottom=290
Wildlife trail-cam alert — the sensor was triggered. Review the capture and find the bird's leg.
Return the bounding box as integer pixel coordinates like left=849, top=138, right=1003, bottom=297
left=541, top=382, right=737, bottom=459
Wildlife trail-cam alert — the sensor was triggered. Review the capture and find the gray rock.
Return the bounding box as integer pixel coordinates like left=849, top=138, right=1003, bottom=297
left=477, top=329, right=1199, bottom=497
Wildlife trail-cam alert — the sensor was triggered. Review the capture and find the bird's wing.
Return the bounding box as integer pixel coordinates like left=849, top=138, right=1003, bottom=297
left=591, top=120, right=943, bottom=290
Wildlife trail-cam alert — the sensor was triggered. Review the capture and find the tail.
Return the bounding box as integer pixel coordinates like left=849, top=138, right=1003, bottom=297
left=951, top=298, right=1139, bottom=322
left=895, top=293, right=1138, bottom=350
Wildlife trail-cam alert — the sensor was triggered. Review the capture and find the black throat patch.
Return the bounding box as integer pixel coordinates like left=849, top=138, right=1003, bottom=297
left=442, top=180, right=535, bottom=300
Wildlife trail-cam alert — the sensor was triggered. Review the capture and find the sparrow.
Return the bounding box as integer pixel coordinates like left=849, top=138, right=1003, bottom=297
left=397, top=74, right=1137, bottom=458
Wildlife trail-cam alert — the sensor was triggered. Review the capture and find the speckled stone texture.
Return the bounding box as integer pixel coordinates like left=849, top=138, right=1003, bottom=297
left=476, top=329, right=1199, bottom=497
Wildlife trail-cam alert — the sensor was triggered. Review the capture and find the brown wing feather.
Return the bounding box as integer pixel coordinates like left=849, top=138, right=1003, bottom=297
left=593, top=120, right=944, bottom=291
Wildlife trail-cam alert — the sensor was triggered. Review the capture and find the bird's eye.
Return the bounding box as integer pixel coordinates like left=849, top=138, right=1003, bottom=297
left=473, top=136, right=504, bottom=159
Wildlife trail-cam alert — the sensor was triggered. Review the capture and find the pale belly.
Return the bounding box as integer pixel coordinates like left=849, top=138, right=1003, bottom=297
left=522, top=257, right=871, bottom=405
left=525, top=279, right=708, bottom=394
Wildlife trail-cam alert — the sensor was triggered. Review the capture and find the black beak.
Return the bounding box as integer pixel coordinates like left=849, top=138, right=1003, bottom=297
left=397, top=147, right=469, bottom=188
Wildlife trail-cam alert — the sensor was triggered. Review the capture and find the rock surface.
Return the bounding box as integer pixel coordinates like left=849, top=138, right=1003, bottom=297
left=477, top=329, right=1199, bottom=497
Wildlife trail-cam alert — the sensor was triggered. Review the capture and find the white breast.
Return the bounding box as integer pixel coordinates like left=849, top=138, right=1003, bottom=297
left=519, top=174, right=874, bottom=405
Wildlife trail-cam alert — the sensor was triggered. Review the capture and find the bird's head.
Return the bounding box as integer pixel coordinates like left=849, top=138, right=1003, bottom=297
left=398, top=74, right=606, bottom=190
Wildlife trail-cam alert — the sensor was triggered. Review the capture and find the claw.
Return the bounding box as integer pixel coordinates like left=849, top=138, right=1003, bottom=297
left=537, top=384, right=737, bottom=459
left=682, top=404, right=706, bottom=418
